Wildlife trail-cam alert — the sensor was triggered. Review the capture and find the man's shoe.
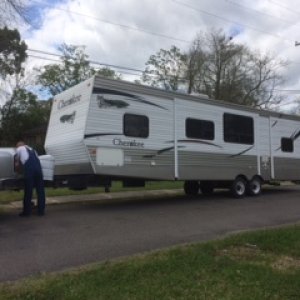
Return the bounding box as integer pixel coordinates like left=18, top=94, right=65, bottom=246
left=19, top=212, right=30, bottom=217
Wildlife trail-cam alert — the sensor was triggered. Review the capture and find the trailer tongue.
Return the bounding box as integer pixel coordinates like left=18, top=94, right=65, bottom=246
left=0, top=148, right=54, bottom=190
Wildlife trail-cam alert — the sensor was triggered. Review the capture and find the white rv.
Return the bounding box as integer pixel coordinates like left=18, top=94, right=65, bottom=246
left=45, top=76, right=300, bottom=197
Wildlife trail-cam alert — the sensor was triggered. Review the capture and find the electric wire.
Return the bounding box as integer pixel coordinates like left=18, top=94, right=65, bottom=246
left=28, top=47, right=300, bottom=92
left=226, top=0, right=298, bottom=28
left=30, top=0, right=297, bottom=46
left=30, top=1, right=191, bottom=44
left=28, top=49, right=145, bottom=73
left=27, top=52, right=300, bottom=95
left=172, top=0, right=295, bottom=44
left=268, top=0, right=300, bottom=15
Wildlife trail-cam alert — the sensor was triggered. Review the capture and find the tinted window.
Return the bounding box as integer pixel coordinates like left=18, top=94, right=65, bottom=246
left=281, top=138, right=293, bottom=152
left=124, top=114, right=149, bottom=138
left=186, top=118, right=214, bottom=140
left=224, top=113, right=254, bottom=144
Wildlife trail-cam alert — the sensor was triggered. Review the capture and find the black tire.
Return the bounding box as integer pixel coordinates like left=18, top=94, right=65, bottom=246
left=246, top=177, right=262, bottom=196
left=184, top=181, right=199, bottom=196
left=231, top=177, right=247, bottom=198
left=199, top=181, right=214, bottom=195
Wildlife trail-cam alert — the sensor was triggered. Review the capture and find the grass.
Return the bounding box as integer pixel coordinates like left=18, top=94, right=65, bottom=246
left=0, top=181, right=183, bottom=204
left=0, top=225, right=299, bottom=300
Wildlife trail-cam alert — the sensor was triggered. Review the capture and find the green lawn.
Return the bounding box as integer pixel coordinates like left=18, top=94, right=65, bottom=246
left=0, top=181, right=183, bottom=204
left=0, top=225, right=299, bottom=300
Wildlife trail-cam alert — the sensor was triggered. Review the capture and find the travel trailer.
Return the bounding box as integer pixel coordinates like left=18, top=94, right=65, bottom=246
left=44, top=76, right=300, bottom=197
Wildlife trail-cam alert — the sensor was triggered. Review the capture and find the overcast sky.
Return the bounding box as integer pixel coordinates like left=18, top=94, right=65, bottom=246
left=7, top=0, right=300, bottom=109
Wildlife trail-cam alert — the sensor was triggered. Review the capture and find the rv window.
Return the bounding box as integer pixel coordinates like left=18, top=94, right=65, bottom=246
left=186, top=118, right=214, bottom=140
left=223, top=113, right=254, bottom=145
left=124, top=114, right=149, bottom=138
left=281, top=138, right=293, bottom=152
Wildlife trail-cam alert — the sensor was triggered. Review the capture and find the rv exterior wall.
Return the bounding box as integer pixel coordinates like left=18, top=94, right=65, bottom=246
left=45, top=77, right=95, bottom=175
left=44, top=75, right=300, bottom=184
left=84, top=80, right=175, bottom=180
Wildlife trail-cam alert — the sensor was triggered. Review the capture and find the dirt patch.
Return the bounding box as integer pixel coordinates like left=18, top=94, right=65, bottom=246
left=218, top=244, right=262, bottom=261
left=271, top=256, right=300, bottom=272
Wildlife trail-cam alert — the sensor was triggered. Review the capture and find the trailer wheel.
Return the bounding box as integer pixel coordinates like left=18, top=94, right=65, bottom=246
left=184, top=181, right=199, bottom=196
left=199, top=181, right=214, bottom=195
left=231, top=177, right=247, bottom=198
left=246, top=177, right=262, bottom=196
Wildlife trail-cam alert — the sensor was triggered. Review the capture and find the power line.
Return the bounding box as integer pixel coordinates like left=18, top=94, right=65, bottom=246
left=27, top=48, right=300, bottom=94
left=268, top=0, right=300, bottom=15
left=172, top=0, right=294, bottom=44
left=28, top=49, right=145, bottom=74
left=27, top=54, right=143, bottom=78
left=28, top=54, right=61, bottom=63
left=226, top=0, right=298, bottom=28
left=36, top=4, right=191, bottom=44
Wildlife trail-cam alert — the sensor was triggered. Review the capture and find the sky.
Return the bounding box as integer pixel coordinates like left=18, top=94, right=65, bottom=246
left=3, top=0, right=300, bottom=110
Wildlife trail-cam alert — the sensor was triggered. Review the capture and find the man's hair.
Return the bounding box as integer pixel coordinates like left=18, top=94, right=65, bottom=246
left=16, top=141, right=25, bottom=148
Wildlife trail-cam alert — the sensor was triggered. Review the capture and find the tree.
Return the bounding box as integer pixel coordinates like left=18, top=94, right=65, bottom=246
left=0, top=27, right=29, bottom=146
left=37, top=44, right=94, bottom=96
left=185, top=37, right=207, bottom=94
left=240, top=51, right=286, bottom=108
left=142, top=46, right=186, bottom=91
left=97, top=67, right=121, bottom=80
left=143, top=29, right=287, bottom=108
left=0, top=88, right=50, bottom=148
left=0, top=27, right=27, bottom=79
left=38, top=44, right=120, bottom=96
left=189, top=30, right=287, bottom=108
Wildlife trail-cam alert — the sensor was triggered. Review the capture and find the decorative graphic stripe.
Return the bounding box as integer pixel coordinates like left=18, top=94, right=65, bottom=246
left=291, top=129, right=300, bottom=141
left=166, top=139, right=222, bottom=149
left=92, top=88, right=168, bottom=110
left=84, top=133, right=123, bottom=139
left=142, top=146, right=185, bottom=159
left=229, top=145, right=254, bottom=158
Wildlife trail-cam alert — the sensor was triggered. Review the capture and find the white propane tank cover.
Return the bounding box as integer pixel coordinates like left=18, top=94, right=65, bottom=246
left=39, top=155, right=55, bottom=181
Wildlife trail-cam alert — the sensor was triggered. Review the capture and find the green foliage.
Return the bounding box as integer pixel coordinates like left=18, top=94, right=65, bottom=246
left=37, top=44, right=95, bottom=96
left=142, top=45, right=187, bottom=91
left=96, top=67, right=121, bottom=80
left=142, top=30, right=286, bottom=108
left=0, top=88, right=50, bottom=147
left=38, top=44, right=120, bottom=96
left=0, top=26, right=27, bottom=78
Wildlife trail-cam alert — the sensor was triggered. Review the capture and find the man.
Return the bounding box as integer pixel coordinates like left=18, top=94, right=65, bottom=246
left=15, top=141, right=46, bottom=216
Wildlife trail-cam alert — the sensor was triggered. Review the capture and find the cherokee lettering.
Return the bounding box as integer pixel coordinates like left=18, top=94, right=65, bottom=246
left=113, top=138, right=144, bottom=148
left=57, top=95, right=82, bottom=110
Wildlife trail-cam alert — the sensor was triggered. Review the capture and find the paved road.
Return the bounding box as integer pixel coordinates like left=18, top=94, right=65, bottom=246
left=1, top=186, right=300, bottom=282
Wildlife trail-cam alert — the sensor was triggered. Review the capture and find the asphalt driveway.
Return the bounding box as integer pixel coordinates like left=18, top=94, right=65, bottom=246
left=0, top=185, right=300, bottom=282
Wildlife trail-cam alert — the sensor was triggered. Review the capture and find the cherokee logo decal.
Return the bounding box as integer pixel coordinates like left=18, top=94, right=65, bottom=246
left=97, top=95, right=129, bottom=108
left=60, top=111, right=76, bottom=124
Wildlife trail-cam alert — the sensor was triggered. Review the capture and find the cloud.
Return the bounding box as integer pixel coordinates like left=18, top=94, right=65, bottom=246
left=19, top=0, right=300, bottom=102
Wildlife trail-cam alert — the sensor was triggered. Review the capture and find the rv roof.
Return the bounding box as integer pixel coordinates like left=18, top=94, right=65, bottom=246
left=183, top=91, right=209, bottom=100
left=92, top=75, right=300, bottom=122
